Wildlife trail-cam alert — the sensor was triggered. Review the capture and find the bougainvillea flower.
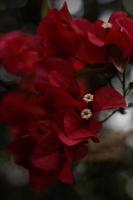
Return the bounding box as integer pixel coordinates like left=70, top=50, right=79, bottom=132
left=38, top=3, right=106, bottom=64
left=35, top=57, right=84, bottom=90
left=0, top=85, right=87, bottom=189
left=0, top=3, right=128, bottom=190
left=0, top=79, right=126, bottom=189
left=0, top=32, right=39, bottom=76
left=8, top=120, right=87, bottom=189
left=59, top=87, right=127, bottom=146
left=0, top=92, right=45, bottom=128
left=38, top=3, right=78, bottom=56
left=90, top=11, right=133, bottom=71
left=106, top=11, right=133, bottom=56
left=95, top=11, right=132, bottom=71
left=38, top=6, right=132, bottom=68
left=38, top=5, right=132, bottom=71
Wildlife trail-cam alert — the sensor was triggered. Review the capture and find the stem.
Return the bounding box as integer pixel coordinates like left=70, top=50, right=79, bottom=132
left=122, top=69, right=126, bottom=97
left=102, top=110, right=118, bottom=123
left=116, top=72, right=123, bottom=84
left=108, top=78, right=113, bottom=88
left=126, top=90, right=131, bottom=96
left=103, top=64, right=128, bottom=123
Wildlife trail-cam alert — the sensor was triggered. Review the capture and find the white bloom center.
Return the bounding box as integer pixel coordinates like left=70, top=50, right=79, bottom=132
left=83, top=93, right=94, bottom=103
left=102, top=22, right=112, bottom=29
left=81, top=108, right=92, bottom=120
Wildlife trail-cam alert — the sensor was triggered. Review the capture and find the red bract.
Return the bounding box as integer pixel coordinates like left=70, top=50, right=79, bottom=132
left=59, top=87, right=126, bottom=146
left=0, top=6, right=132, bottom=75
left=0, top=4, right=128, bottom=190
left=38, top=3, right=106, bottom=64
left=106, top=11, right=133, bottom=57
left=35, top=57, right=83, bottom=91
left=0, top=32, right=39, bottom=76
left=8, top=120, right=87, bottom=189
left=38, top=3, right=77, bottom=57
left=0, top=92, right=45, bottom=128
left=0, top=85, right=87, bottom=189
left=62, top=10, right=133, bottom=71
left=0, top=79, right=126, bottom=189
left=106, top=11, right=133, bottom=71
left=89, top=11, right=133, bottom=71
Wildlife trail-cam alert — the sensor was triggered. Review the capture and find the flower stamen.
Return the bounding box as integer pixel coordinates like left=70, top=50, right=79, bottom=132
left=83, top=93, right=93, bottom=103
left=102, top=22, right=112, bottom=29
left=81, top=108, right=92, bottom=120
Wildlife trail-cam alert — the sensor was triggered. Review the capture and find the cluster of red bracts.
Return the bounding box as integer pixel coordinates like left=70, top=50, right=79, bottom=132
left=0, top=4, right=129, bottom=189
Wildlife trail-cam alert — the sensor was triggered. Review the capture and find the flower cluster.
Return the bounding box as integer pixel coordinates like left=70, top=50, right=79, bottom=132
left=0, top=4, right=128, bottom=190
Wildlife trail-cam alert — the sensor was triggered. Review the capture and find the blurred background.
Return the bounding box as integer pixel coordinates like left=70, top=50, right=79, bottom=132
left=0, top=0, right=133, bottom=199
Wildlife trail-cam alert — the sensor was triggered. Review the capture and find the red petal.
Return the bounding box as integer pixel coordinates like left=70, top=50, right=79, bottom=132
left=59, top=109, right=101, bottom=146
left=109, top=11, right=128, bottom=23
left=58, top=163, right=74, bottom=184
left=31, top=152, right=61, bottom=171
left=93, top=87, right=127, bottom=114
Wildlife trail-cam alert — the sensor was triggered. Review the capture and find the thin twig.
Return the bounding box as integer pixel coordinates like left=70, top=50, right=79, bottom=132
left=116, top=72, right=123, bottom=84
left=122, top=69, right=126, bottom=97
left=108, top=78, right=113, bottom=88
left=102, top=110, right=118, bottom=123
